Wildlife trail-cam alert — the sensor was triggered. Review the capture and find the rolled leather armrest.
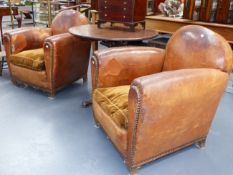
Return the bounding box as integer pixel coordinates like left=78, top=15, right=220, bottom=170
left=127, top=68, right=229, bottom=166
left=91, top=47, right=165, bottom=89
left=44, top=33, right=91, bottom=90
left=3, top=27, right=52, bottom=58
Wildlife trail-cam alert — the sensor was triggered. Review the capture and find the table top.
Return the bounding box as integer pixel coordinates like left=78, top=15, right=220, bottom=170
left=69, top=24, right=158, bottom=41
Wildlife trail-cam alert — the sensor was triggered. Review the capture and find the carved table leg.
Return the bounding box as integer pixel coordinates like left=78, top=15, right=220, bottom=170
left=0, top=16, right=3, bottom=43
left=0, top=59, right=2, bottom=76
left=82, top=39, right=97, bottom=108
left=14, top=15, right=22, bottom=28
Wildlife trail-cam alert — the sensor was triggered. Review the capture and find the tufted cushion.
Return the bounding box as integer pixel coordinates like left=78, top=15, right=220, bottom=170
left=10, top=48, right=45, bottom=71
left=93, top=85, right=130, bottom=129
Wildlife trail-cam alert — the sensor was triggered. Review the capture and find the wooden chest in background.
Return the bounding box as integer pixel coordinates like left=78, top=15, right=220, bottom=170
left=97, top=0, right=147, bottom=31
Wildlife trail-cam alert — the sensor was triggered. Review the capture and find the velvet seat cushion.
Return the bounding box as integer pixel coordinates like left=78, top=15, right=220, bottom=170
left=93, top=85, right=130, bottom=129
left=10, top=48, right=45, bottom=71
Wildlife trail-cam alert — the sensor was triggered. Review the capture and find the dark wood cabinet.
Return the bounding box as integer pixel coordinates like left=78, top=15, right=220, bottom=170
left=91, top=0, right=99, bottom=10
left=97, top=0, right=147, bottom=31
left=199, top=0, right=217, bottom=22
left=216, top=0, right=233, bottom=23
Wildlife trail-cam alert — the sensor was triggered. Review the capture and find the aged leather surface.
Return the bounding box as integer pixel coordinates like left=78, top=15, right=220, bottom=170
left=128, top=68, right=228, bottom=166
left=51, top=10, right=89, bottom=35
left=91, top=25, right=233, bottom=172
left=3, top=10, right=91, bottom=96
left=93, top=98, right=128, bottom=156
left=91, top=46, right=165, bottom=89
left=10, top=63, right=48, bottom=90
left=4, top=27, right=52, bottom=55
left=163, top=25, right=233, bottom=73
left=44, top=33, right=90, bottom=90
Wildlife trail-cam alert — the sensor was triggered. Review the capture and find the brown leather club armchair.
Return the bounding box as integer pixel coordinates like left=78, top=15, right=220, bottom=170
left=3, top=10, right=91, bottom=97
left=91, top=25, right=233, bottom=174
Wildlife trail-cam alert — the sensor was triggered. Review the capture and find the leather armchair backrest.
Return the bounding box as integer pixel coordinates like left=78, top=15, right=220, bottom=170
left=163, top=25, right=233, bottom=73
left=51, top=10, right=89, bottom=35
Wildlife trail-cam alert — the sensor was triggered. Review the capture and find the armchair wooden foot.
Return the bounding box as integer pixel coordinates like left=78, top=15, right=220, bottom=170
left=94, top=123, right=100, bottom=128
left=12, top=80, right=26, bottom=88
left=48, top=91, right=56, bottom=100
left=48, top=96, right=56, bottom=100
left=82, top=100, right=92, bottom=108
left=129, top=167, right=140, bottom=175
left=195, top=138, right=207, bottom=149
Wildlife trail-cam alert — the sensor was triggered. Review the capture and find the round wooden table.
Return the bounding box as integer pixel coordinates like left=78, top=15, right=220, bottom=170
left=69, top=24, right=158, bottom=41
left=69, top=24, right=158, bottom=50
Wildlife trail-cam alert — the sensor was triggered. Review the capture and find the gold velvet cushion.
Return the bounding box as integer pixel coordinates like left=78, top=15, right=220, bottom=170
left=93, top=85, right=130, bottom=129
left=10, top=48, right=45, bottom=71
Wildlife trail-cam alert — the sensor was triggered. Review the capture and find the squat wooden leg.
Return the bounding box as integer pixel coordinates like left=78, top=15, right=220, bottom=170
left=12, top=79, right=26, bottom=88
left=195, top=138, right=206, bottom=149
left=82, top=100, right=92, bottom=108
left=48, top=91, right=56, bottom=100
left=129, top=166, right=140, bottom=175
